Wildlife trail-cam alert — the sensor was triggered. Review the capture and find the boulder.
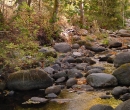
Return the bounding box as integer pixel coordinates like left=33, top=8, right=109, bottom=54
left=113, top=63, right=130, bottom=85
left=54, top=42, right=71, bottom=53
left=7, top=69, right=53, bottom=91
left=111, top=86, right=128, bottom=98
left=66, top=78, right=77, bottom=88
left=87, top=73, right=118, bottom=87
left=67, top=69, right=83, bottom=78
left=53, top=71, right=67, bottom=79
left=45, top=85, right=61, bottom=95
left=90, top=104, right=114, bottom=110
left=72, top=43, right=80, bottom=49
left=114, top=52, right=130, bottom=67
left=76, top=63, right=88, bottom=70
left=43, top=67, right=55, bottom=75
left=109, top=41, right=122, bottom=48
left=90, top=46, right=106, bottom=52
left=115, top=99, right=130, bottom=110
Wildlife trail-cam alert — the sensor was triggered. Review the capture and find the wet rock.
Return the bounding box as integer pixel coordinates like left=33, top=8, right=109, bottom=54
left=44, top=67, right=55, bottom=75
left=67, top=69, right=82, bottom=78
left=75, top=58, right=83, bottom=63
left=7, top=69, right=53, bottom=91
left=111, top=86, right=128, bottom=98
left=30, top=97, right=48, bottom=103
left=115, top=99, right=130, bottom=110
left=82, top=57, right=96, bottom=65
left=55, top=77, right=66, bottom=83
left=120, top=93, right=130, bottom=101
left=51, top=64, right=61, bottom=71
left=90, top=104, right=114, bottom=110
left=66, top=78, right=77, bottom=88
left=72, top=43, right=80, bottom=49
left=100, top=95, right=112, bottom=99
left=81, top=84, right=94, bottom=91
left=87, top=73, right=118, bottom=87
left=90, top=46, right=106, bottom=52
left=62, top=56, right=75, bottom=63
left=109, top=41, right=122, bottom=48
left=54, top=42, right=71, bottom=53
left=85, top=68, right=103, bottom=77
left=53, top=71, right=67, bottom=79
left=45, top=85, right=61, bottom=95
left=113, top=63, right=130, bottom=85
left=76, top=63, right=88, bottom=71
left=45, top=93, right=58, bottom=98
left=114, top=52, right=130, bottom=67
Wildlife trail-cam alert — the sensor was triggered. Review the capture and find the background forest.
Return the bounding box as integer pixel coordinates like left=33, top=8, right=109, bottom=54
left=0, top=0, right=130, bottom=73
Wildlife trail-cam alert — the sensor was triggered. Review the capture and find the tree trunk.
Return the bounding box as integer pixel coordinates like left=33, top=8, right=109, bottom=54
left=0, top=9, right=4, bottom=30
left=51, top=0, right=59, bottom=24
left=79, top=0, right=84, bottom=28
left=27, top=0, right=32, bottom=7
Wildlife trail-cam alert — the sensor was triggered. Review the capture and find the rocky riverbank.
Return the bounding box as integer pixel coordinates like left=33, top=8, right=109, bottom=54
left=2, top=23, right=130, bottom=110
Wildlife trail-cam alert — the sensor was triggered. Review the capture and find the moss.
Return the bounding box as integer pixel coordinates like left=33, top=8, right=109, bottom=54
left=87, top=97, right=122, bottom=110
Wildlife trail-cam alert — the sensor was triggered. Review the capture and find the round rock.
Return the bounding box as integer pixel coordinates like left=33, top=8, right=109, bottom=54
left=45, top=85, right=61, bottom=95
left=87, top=73, right=118, bottom=87
left=7, top=69, right=53, bottom=91
left=54, top=42, right=71, bottom=53
left=113, top=63, right=130, bottom=85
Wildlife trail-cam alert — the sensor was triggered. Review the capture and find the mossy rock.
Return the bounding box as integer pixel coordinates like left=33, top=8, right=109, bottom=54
left=7, top=69, right=53, bottom=91
left=113, top=63, right=130, bottom=86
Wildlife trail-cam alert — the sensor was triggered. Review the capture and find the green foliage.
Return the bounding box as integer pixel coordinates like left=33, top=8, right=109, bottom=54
left=101, top=38, right=109, bottom=45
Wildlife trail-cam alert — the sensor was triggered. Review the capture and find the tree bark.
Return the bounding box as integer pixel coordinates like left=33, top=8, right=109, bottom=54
left=79, top=0, right=84, bottom=28
left=51, top=0, right=59, bottom=24
left=27, top=0, right=32, bottom=7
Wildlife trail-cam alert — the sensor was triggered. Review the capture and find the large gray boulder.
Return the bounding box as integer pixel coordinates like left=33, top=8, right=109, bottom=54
left=54, top=42, right=71, bottom=53
left=87, top=73, right=118, bottom=87
left=113, top=63, right=130, bottom=85
left=114, top=52, right=130, bottom=67
left=115, top=99, right=130, bottom=110
left=7, top=69, right=53, bottom=91
left=90, top=104, right=114, bottom=110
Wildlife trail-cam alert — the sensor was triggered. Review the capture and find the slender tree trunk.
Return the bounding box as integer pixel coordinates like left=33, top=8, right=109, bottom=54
left=51, top=0, right=59, bottom=24
left=0, top=9, right=4, bottom=30
left=27, top=0, right=32, bottom=7
left=79, top=0, right=84, bottom=28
